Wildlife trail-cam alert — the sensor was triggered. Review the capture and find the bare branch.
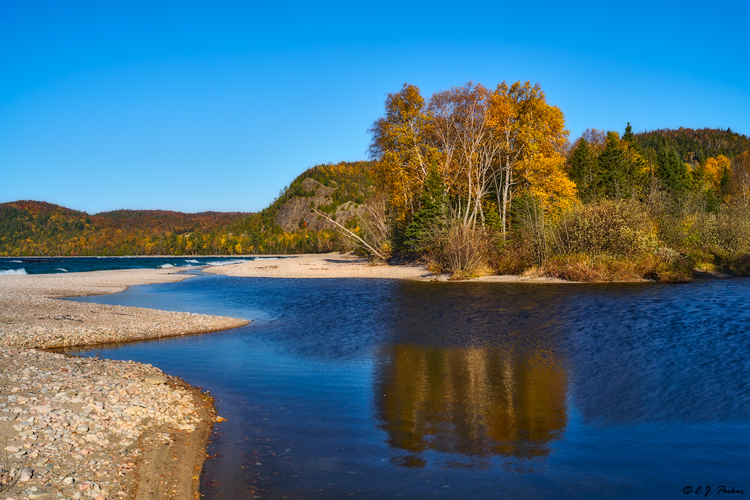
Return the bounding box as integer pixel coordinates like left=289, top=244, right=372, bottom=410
left=311, top=206, right=387, bottom=261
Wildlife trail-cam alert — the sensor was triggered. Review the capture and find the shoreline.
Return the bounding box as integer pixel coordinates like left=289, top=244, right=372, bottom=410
left=204, top=252, right=575, bottom=283
left=0, top=268, right=248, bottom=500
left=0, top=255, right=703, bottom=499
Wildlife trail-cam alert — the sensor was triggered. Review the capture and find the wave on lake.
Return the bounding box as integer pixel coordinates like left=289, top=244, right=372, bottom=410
left=0, top=268, right=28, bottom=276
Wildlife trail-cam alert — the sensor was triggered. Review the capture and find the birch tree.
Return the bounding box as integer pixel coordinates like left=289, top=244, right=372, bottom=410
left=368, top=84, right=440, bottom=225
left=489, top=82, right=569, bottom=237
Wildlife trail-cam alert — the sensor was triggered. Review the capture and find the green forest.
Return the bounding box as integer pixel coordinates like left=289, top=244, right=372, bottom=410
left=2, top=81, right=750, bottom=282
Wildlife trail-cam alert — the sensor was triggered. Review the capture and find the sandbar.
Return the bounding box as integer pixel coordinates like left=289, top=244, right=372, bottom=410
left=207, top=252, right=570, bottom=283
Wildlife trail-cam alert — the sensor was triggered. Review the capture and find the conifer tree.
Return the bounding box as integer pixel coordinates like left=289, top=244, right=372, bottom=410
left=569, top=138, right=599, bottom=201
left=403, top=164, right=448, bottom=252
left=622, top=122, right=635, bottom=144
left=597, top=132, right=630, bottom=199
left=656, top=147, right=691, bottom=196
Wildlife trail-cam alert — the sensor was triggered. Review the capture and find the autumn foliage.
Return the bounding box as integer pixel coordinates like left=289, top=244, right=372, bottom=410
left=368, top=81, right=574, bottom=275
left=3, top=85, right=750, bottom=282
left=368, top=83, right=750, bottom=280
left=0, top=162, right=374, bottom=257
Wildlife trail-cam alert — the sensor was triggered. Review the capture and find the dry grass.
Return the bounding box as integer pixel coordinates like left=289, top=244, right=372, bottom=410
left=542, top=250, right=693, bottom=282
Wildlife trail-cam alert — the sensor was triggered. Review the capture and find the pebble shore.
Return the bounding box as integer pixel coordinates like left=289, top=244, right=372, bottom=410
left=0, top=269, right=250, bottom=500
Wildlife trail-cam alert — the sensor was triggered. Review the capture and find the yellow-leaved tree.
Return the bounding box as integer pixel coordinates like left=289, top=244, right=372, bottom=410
left=429, top=82, right=500, bottom=229
left=368, top=84, right=441, bottom=225
left=488, top=81, right=570, bottom=237
left=703, top=155, right=732, bottom=191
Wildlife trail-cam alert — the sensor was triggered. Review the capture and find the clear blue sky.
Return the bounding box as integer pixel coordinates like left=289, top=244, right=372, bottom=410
left=2, top=0, right=749, bottom=214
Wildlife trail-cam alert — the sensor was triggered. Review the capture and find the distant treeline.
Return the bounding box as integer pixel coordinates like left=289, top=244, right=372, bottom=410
left=0, top=162, right=374, bottom=256
left=636, top=127, right=750, bottom=165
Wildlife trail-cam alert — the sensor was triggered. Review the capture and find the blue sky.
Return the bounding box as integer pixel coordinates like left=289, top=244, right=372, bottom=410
left=2, top=0, right=749, bottom=213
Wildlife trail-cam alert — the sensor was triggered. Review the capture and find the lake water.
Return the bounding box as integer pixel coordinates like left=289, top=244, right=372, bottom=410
left=65, top=273, right=750, bottom=499
left=0, top=256, right=259, bottom=275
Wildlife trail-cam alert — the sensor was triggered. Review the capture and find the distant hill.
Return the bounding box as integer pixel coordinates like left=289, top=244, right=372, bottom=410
left=635, top=127, right=750, bottom=165
left=262, top=160, right=375, bottom=232
left=0, top=161, right=375, bottom=256
left=2, top=200, right=87, bottom=217
left=94, top=209, right=249, bottom=234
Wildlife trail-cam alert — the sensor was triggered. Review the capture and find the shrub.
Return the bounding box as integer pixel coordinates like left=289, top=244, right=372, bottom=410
left=432, top=221, right=488, bottom=279
left=487, top=235, right=536, bottom=275
left=550, top=200, right=659, bottom=257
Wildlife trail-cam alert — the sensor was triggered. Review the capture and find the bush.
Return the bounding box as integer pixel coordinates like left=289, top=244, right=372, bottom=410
left=550, top=200, right=659, bottom=257
left=432, top=221, right=488, bottom=279
left=542, top=250, right=693, bottom=282
left=543, top=254, right=605, bottom=281
left=646, top=247, right=694, bottom=282
left=487, top=235, right=535, bottom=275
left=725, top=254, right=750, bottom=275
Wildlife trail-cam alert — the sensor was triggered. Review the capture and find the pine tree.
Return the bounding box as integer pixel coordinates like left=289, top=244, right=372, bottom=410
left=656, top=147, right=691, bottom=196
left=623, top=122, right=635, bottom=144
left=403, top=164, right=448, bottom=253
left=597, top=132, right=629, bottom=199
left=569, top=138, right=599, bottom=202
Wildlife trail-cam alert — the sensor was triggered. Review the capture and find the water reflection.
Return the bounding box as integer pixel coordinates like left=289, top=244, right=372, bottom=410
left=375, top=282, right=570, bottom=469
left=375, top=344, right=567, bottom=467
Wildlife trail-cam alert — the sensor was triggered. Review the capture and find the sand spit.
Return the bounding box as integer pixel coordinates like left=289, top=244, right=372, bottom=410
left=205, top=252, right=433, bottom=279
left=0, top=268, right=249, bottom=500
left=207, top=252, right=572, bottom=283
left=0, top=269, right=248, bottom=350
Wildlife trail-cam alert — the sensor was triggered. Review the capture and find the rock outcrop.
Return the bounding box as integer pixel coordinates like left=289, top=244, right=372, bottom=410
left=274, top=178, right=367, bottom=232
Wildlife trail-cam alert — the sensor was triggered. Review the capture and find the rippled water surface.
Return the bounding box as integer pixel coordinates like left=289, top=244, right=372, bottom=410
left=0, top=256, right=260, bottom=274
left=68, top=274, right=750, bottom=499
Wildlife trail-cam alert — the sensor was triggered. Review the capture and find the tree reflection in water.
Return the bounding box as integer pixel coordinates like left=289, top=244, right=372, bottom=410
left=373, top=282, right=570, bottom=470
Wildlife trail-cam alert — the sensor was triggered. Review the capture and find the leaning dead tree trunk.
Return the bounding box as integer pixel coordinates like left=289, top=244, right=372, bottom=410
left=311, top=206, right=387, bottom=261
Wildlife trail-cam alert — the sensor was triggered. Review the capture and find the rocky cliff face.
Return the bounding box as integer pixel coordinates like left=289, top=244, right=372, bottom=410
left=274, top=178, right=366, bottom=232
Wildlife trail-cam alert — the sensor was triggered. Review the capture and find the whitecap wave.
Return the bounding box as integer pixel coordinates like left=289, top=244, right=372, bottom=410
left=205, top=259, right=249, bottom=266
left=160, top=263, right=175, bottom=268
left=56, top=268, right=69, bottom=272
left=0, top=268, right=28, bottom=276
left=11, top=260, right=23, bottom=263
left=185, top=259, right=200, bottom=264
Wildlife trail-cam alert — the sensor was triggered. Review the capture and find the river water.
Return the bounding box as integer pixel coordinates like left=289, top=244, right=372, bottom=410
left=66, top=273, right=750, bottom=499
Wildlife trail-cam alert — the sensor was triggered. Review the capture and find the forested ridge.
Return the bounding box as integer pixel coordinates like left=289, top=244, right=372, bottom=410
left=635, top=127, right=750, bottom=165
left=3, top=85, right=750, bottom=282
left=0, top=161, right=373, bottom=256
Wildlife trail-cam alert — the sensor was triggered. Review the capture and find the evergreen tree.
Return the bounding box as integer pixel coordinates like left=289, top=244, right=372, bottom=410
left=403, top=164, right=448, bottom=253
left=719, top=166, right=731, bottom=197
left=656, top=147, right=691, bottom=196
left=597, top=132, right=630, bottom=199
left=623, top=122, right=635, bottom=144
left=569, top=138, right=599, bottom=201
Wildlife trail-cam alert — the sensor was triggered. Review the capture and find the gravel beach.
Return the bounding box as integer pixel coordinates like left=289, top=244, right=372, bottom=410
left=0, top=268, right=249, bottom=500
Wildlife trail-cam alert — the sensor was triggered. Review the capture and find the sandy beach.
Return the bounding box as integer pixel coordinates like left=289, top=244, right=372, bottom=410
left=0, top=268, right=248, bottom=500
left=206, top=252, right=570, bottom=283
left=204, top=252, right=433, bottom=279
